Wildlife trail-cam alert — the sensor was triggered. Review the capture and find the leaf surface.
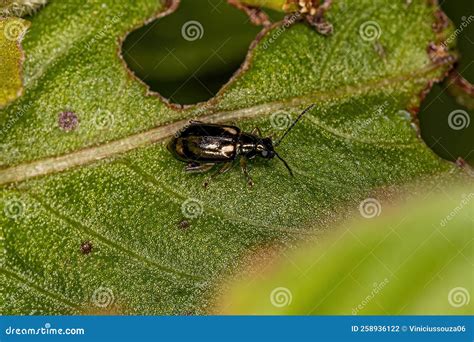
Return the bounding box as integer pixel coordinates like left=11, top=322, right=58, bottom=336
left=0, top=0, right=468, bottom=314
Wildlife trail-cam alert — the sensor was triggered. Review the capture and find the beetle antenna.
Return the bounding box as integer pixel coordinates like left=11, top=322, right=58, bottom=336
left=274, top=104, right=315, bottom=147
left=275, top=152, right=293, bottom=177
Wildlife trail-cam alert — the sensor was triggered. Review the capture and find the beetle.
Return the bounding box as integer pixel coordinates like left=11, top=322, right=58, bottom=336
left=168, top=104, right=315, bottom=186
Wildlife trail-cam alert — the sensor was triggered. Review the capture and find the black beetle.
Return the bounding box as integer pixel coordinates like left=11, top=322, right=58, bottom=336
left=168, top=104, right=315, bottom=186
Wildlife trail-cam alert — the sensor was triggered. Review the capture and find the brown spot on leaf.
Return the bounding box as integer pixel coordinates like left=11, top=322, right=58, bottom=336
left=58, top=111, right=79, bottom=131
left=179, top=220, right=190, bottom=229
left=80, top=241, right=93, bottom=255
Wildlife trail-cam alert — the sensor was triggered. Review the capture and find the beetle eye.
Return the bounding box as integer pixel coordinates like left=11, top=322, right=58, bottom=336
left=261, top=150, right=268, bottom=157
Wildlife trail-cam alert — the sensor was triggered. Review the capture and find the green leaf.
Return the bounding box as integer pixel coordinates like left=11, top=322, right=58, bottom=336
left=0, top=17, right=29, bottom=107
left=0, top=0, right=470, bottom=314
left=216, top=184, right=474, bottom=315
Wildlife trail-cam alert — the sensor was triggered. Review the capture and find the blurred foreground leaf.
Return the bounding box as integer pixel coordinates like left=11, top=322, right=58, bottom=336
left=217, top=184, right=474, bottom=315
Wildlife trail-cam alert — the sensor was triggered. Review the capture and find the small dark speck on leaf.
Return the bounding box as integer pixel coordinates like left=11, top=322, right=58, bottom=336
left=179, top=220, right=190, bottom=229
left=59, top=111, right=78, bottom=131
left=80, top=241, right=93, bottom=255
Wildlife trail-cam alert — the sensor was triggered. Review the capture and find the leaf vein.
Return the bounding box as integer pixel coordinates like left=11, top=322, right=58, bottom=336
left=28, top=192, right=204, bottom=282
left=1, top=268, right=80, bottom=310
left=0, top=62, right=447, bottom=186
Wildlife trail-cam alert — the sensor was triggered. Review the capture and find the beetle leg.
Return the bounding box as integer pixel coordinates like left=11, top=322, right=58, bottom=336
left=216, top=161, right=234, bottom=175
left=251, top=127, right=263, bottom=137
left=203, top=162, right=234, bottom=188
left=185, top=162, right=215, bottom=173
left=240, top=157, right=254, bottom=187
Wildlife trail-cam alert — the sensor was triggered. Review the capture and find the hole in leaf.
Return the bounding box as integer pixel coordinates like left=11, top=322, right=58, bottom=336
left=418, top=2, right=474, bottom=165
left=123, top=0, right=280, bottom=105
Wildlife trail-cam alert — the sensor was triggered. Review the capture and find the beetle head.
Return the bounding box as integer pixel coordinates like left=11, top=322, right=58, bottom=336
left=257, top=138, right=275, bottom=159
left=257, top=137, right=294, bottom=176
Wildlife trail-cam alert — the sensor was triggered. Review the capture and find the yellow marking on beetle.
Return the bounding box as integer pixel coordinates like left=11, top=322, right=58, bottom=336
left=175, top=139, right=184, bottom=156
left=223, top=127, right=238, bottom=135
left=221, top=145, right=235, bottom=154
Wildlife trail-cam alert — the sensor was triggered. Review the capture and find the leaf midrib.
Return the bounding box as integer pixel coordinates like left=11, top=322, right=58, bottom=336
left=0, top=62, right=446, bottom=186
